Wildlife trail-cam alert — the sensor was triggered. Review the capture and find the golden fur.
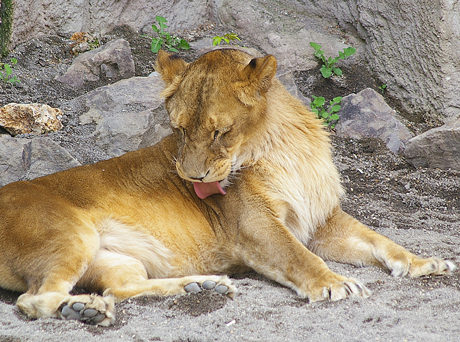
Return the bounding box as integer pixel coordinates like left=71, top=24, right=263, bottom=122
left=0, top=49, right=455, bottom=326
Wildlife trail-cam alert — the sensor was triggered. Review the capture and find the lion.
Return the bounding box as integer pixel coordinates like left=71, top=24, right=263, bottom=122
left=0, top=49, right=455, bottom=326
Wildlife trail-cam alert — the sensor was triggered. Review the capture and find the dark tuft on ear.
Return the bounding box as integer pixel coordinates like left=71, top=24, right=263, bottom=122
left=154, top=50, right=188, bottom=87
left=168, top=54, right=182, bottom=61
left=236, top=55, right=277, bottom=105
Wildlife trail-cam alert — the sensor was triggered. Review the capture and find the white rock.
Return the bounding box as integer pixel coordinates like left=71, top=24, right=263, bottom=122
left=0, top=103, right=63, bottom=136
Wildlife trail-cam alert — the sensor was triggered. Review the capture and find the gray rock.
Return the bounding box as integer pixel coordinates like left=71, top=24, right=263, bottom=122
left=77, top=72, right=171, bottom=158
left=335, top=88, right=413, bottom=154
left=0, top=135, right=81, bottom=187
left=8, top=0, right=215, bottom=50
left=217, top=0, right=364, bottom=70
left=6, top=0, right=460, bottom=122
left=276, top=68, right=311, bottom=107
left=403, top=119, right=460, bottom=170
left=56, top=39, right=135, bottom=88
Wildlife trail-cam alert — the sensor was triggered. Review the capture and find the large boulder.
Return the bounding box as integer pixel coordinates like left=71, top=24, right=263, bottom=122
left=336, top=88, right=413, bottom=154
left=403, top=119, right=460, bottom=170
left=217, top=0, right=364, bottom=70
left=0, top=135, right=80, bottom=187
left=76, top=72, right=171, bottom=158
left=6, top=0, right=215, bottom=50
left=5, top=0, right=459, bottom=121
left=56, top=39, right=135, bottom=88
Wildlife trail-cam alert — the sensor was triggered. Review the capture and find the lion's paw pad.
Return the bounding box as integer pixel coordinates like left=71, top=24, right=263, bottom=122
left=202, top=280, right=216, bottom=290
left=61, top=302, right=106, bottom=324
left=184, top=281, right=229, bottom=295
left=184, top=283, right=202, bottom=293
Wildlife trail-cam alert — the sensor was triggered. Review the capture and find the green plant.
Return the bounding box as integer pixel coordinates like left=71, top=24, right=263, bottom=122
left=212, top=33, right=241, bottom=46
left=310, top=42, right=356, bottom=78
left=0, top=58, right=20, bottom=84
left=142, top=16, right=190, bottom=53
left=88, top=38, right=100, bottom=50
left=379, top=84, right=387, bottom=93
left=310, top=95, right=342, bottom=128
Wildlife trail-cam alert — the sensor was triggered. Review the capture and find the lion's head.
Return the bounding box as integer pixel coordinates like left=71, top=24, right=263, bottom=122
left=155, top=49, right=277, bottom=198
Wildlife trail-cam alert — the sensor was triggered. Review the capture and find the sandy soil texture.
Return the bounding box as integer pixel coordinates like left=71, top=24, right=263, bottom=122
left=0, top=27, right=459, bottom=341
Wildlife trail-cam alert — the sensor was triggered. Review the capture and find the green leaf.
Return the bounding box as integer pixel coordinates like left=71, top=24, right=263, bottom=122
left=10, top=58, right=17, bottom=65
left=312, top=96, right=325, bottom=107
left=330, top=114, right=340, bottom=121
left=3, top=64, right=12, bottom=76
left=212, top=36, right=222, bottom=46
left=332, top=96, right=343, bottom=103
left=151, top=39, right=163, bottom=53
left=320, top=66, right=332, bottom=78
left=330, top=56, right=340, bottom=65
left=164, top=33, right=173, bottom=44
left=178, top=39, right=190, bottom=50
left=169, top=47, right=179, bottom=52
left=333, top=67, right=343, bottom=76
left=151, top=24, right=160, bottom=34
left=321, top=111, right=329, bottom=119
left=310, top=42, right=321, bottom=51
left=314, top=51, right=323, bottom=60
left=330, top=104, right=341, bottom=113
left=156, top=16, right=167, bottom=23
left=224, top=33, right=240, bottom=41
left=343, top=47, right=356, bottom=57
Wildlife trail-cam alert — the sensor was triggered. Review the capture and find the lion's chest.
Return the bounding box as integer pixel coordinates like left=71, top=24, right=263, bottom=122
left=260, top=152, right=342, bottom=245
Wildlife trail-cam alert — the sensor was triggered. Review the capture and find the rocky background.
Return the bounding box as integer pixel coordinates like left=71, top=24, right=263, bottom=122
left=0, top=1, right=459, bottom=341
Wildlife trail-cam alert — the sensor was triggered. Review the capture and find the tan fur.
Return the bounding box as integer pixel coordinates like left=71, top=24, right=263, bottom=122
left=0, top=49, right=455, bottom=325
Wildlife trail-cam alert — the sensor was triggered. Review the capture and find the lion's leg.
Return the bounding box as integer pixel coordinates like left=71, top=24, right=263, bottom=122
left=233, top=211, right=371, bottom=302
left=13, top=219, right=112, bottom=324
left=78, top=250, right=237, bottom=303
left=308, top=207, right=456, bottom=277
left=0, top=183, right=115, bottom=325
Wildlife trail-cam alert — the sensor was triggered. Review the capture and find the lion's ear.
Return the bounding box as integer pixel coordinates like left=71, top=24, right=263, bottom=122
left=154, top=50, right=188, bottom=86
left=237, top=55, right=277, bottom=105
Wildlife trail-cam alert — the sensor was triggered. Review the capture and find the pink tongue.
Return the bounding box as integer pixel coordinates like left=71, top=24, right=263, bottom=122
left=193, top=181, right=227, bottom=199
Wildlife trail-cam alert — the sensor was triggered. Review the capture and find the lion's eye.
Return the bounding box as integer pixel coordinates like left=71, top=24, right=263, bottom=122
left=213, top=130, right=219, bottom=141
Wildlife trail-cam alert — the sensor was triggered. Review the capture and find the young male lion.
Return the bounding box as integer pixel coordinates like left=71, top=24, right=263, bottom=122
left=0, top=49, right=455, bottom=326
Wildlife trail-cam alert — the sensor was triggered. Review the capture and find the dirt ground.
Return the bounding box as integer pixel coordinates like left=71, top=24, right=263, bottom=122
left=0, top=26, right=459, bottom=341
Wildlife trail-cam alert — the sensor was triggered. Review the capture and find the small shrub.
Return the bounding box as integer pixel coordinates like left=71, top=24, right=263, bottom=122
left=212, top=33, right=241, bottom=46
left=310, top=96, right=342, bottom=129
left=142, top=16, right=190, bottom=53
left=310, top=42, right=356, bottom=78
left=379, top=84, right=387, bottom=93
left=0, top=58, right=20, bottom=85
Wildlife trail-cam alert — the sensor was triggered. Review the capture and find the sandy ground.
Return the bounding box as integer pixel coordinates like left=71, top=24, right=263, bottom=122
left=0, top=29, right=459, bottom=341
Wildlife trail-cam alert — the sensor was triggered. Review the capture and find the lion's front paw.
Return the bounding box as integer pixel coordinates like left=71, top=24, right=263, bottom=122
left=305, top=273, right=371, bottom=303
left=385, top=255, right=456, bottom=278
left=408, top=257, right=457, bottom=278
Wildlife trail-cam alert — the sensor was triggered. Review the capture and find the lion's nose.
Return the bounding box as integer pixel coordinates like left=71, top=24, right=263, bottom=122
left=188, top=170, right=210, bottom=182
